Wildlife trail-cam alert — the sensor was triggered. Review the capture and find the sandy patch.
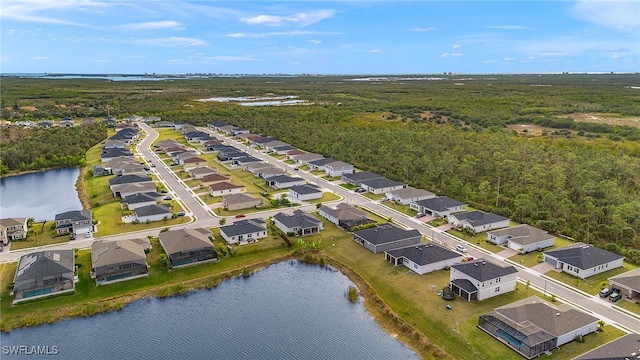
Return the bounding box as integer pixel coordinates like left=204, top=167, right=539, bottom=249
left=506, top=124, right=557, bottom=136
left=559, top=113, right=640, bottom=128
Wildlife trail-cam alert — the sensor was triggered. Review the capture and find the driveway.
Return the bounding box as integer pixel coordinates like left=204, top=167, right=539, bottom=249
left=531, top=261, right=555, bottom=274
left=497, top=248, right=518, bottom=258
left=437, top=223, right=453, bottom=231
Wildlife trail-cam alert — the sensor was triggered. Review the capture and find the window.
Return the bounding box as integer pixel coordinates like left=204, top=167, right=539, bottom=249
left=496, top=277, right=501, bottom=283
left=495, top=287, right=500, bottom=292
left=413, top=264, right=418, bottom=269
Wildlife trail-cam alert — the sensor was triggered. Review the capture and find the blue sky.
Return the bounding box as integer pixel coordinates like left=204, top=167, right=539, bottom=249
left=1, top=1, right=638, bottom=74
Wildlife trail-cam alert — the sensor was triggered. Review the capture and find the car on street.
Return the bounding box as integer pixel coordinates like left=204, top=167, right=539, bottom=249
left=599, top=288, right=612, bottom=298
left=235, top=214, right=246, bottom=218
left=456, top=244, right=468, bottom=253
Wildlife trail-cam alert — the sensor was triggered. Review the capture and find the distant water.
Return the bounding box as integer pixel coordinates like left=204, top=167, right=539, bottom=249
left=0, top=261, right=418, bottom=360
left=0, top=168, right=82, bottom=221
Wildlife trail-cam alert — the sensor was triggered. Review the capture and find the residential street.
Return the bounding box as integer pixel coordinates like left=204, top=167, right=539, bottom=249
left=1, top=123, right=638, bottom=334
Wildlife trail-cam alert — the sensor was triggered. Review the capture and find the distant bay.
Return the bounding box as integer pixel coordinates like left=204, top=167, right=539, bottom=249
left=0, top=261, right=418, bottom=360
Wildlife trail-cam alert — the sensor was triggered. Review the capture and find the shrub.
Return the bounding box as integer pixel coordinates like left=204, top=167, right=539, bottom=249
left=347, top=286, right=359, bottom=303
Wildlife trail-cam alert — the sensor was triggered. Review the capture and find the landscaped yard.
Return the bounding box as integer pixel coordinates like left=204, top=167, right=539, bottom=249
left=10, top=222, right=70, bottom=250
left=307, top=192, right=341, bottom=204
left=543, top=261, right=639, bottom=296
left=339, top=183, right=357, bottom=190
left=446, top=229, right=505, bottom=253
left=382, top=201, right=418, bottom=216
left=199, top=193, right=222, bottom=205
left=362, top=192, right=386, bottom=200
left=615, top=299, right=640, bottom=316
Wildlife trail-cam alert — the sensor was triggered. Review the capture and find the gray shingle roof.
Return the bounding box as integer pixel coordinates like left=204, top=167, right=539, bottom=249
left=353, top=223, right=421, bottom=245
left=134, top=204, right=171, bottom=217
left=608, top=268, right=640, bottom=292
left=451, top=259, right=517, bottom=281
left=109, top=175, right=152, bottom=186
left=220, top=219, right=266, bottom=237
left=413, top=196, right=466, bottom=212
left=543, top=243, right=624, bottom=270
left=450, top=210, right=509, bottom=226
left=385, top=243, right=460, bottom=266
left=308, top=158, right=336, bottom=167
left=223, top=193, right=261, bottom=205
left=341, top=171, right=383, bottom=183
left=54, top=209, right=92, bottom=222
left=273, top=210, right=322, bottom=229
left=289, top=184, right=322, bottom=195
left=14, top=250, right=74, bottom=290
left=487, top=224, right=553, bottom=246
left=158, top=228, right=214, bottom=255
left=121, top=192, right=161, bottom=205
left=91, top=239, right=147, bottom=270
left=268, top=175, right=303, bottom=184
left=361, top=177, right=405, bottom=189
left=574, top=333, right=640, bottom=360
left=386, top=187, right=434, bottom=199
left=319, top=203, right=368, bottom=222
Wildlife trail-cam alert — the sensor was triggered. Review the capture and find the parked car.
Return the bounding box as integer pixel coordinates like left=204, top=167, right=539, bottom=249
left=599, top=288, right=612, bottom=298
left=161, top=190, right=168, bottom=194
left=609, top=292, right=622, bottom=302
left=85, top=231, right=92, bottom=238
left=455, top=244, right=468, bottom=253
left=235, top=214, right=246, bottom=218
left=177, top=212, right=186, bottom=217
left=163, top=195, right=172, bottom=200
left=355, top=188, right=366, bottom=193
left=416, top=213, right=426, bottom=218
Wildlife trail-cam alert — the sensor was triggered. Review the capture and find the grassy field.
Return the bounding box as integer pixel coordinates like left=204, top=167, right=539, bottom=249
left=9, top=222, right=69, bottom=250
left=543, top=261, right=639, bottom=295
left=307, top=192, right=341, bottom=204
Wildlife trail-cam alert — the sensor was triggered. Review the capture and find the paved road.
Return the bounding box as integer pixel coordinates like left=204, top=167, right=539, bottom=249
left=2, top=124, right=638, bottom=333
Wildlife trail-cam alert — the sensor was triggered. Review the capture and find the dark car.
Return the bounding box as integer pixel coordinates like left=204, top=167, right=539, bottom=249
left=177, top=211, right=186, bottom=217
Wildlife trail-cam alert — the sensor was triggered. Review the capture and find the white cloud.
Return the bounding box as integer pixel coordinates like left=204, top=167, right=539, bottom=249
left=204, top=56, right=260, bottom=62
left=485, top=25, right=530, bottom=30
left=452, top=44, right=461, bottom=49
left=1, top=0, right=108, bottom=26
left=539, top=51, right=568, bottom=57
left=504, top=57, right=517, bottom=61
left=241, top=9, right=335, bottom=27
left=114, top=21, right=185, bottom=31
left=126, top=37, right=207, bottom=47
left=7, top=29, right=16, bottom=35
left=367, top=49, right=383, bottom=53
left=168, top=59, right=182, bottom=63
left=571, top=1, right=640, bottom=31
left=412, top=27, right=435, bottom=32
left=32, top=56, right=49, bottom=60
left=226, top=30, right=340, bottom=38
left=441, top=53, right=462, bottom=57
left=611, top=54, right=622, bottom=59
left=308, top=39, right=321, bottom=44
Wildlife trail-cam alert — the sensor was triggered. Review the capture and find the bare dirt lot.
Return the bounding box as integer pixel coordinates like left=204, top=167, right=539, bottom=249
left=506, top=124, right=556, bottom=135
left=560, top=113, right=640, bottom=128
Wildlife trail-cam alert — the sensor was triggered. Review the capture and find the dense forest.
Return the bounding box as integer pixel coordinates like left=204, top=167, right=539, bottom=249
left=0, top=124, right=107, bottom=174
left=1, top=74, right=639, bottom=263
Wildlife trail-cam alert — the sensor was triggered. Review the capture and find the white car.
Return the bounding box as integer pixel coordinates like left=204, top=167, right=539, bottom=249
left=85, top=231, right=92, bottom=238
left=456, top=244, right=467, bottom=253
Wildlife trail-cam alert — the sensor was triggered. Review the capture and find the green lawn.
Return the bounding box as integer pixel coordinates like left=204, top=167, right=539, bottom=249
left=199, top=193, right=223, bottom=205
left=92, top=201, right=190, bottom=236
left=268, top=154, right=286, bottom=160
left=363, top=192, right=386, bottom=200
left=382, top=201, right=418, bottom=216
left=508, top=237, right=577, bottom=268
left=10, top=222, right=69, bottom=250
left=543, top=261, right=639, bottom=295
left=307, top=192, right=341, bottom=204
left=153, top=128, right=191, bottom=146
left=615, top=300, right=640, bottom=316
left=446, top=229, right=505, bottom=253
left=340, top=183, right=357, bottom=190
left=310, top=170, right=325, bottom=176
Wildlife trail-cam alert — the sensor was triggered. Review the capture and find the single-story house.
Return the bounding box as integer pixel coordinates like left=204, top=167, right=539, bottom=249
left=219, top=219, right=267, bottom=245
left=92, top=165, right=111, bottom=177
left=385, top=242, right=461, bottom=275
left=108, top=175, right=154, bottom=192
left=244, top=162, right=273, bottom=174
left=0, top=218, right=28, bottom=246
left=111, top=162, right=146, bottom=177
left=289, top=184, right=323, bottom=201
left=59, top=118, right=75, bottom=127
left=325, top=161, right=354, bottom=177
left=112, top=182, right=158, bottom=199
left=542, top=243, right=624, bottom=279
left=101, top=148, right=133, bottom=162
left=360, top=177, right=406, bottom=195
left=120, top=191, right=162, bottom=210
left=199, top=173, right=232, bottom=187
left=189, top=166, right=218, bottom=179
left=291, top=153, right=324, bottom=165
left=231, top=156, right=262, bottom=166
left=173, top=151, right=198, bottom=163
left=102, top=139, right=126, bottom=149
left=272, top=145, right=296, bottom=155
left=487, top=225, right=555, bottom=253
left=450, top=259, right=518, bottom=301
left=341, top=171, right=383, bottom=186
left=258, top=167, right=287, bottom=179
left=478, top=296, right=599, bottom=359
left=385, top=187, right=435, bottom=205
left=13, top=250, right=75, bottom=304
left=352, top=223, right=422, bottom=254
left=261, top=140, right=289, bottom=152
left=158, top=228, right=217, bottom=267
left=273, top=210, right=323, bottom=236
left=182, top=156, right=208, bottom=169
left=217, top=148, right=246, bottom=161
left=55, top=210, right=94, bottom=235
left=318, top=203, right=374, bottom=231
left=410, top=196, right=467, bottom=217
left=307, top=157, right=336, bottom=171
left=155, top=121, right=175, bottom=128
left=608, top=268, right=640, bottom=300
left=91, top=239, right=150, bottom=285
left=265, top=175, right=305, bottom=189
left=573, top=333, right=640, bottom=360
left=133, top=204, right=172, bottom=223
left=448, top=211, right=510, bottom=234
left=223, top=193, right=264, bottom=211
left=285, top=149, right=306, bottom=158
left=209, top=182, right=246, bottom=197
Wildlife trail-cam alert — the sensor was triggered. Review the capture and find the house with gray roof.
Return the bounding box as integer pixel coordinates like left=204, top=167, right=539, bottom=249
left=223, top=193, right=264, bottom=211
left=308, top=157, right=336, bottom=171
left=0, top=218, right=27, bottom=246
left=450, top=259, right=518, bottom=301
left=55, top=210, right=94, bottom=235
left=410, top=196, right=467, bottom=217
left=112, top=182, right=158, bottom=199
left=608, top=268, right=640, bottom=300
left=265, top=175, right=305, bottom=189
left=289, top=184, right=323, bottom=201
left=91, top=239, right=149, bottom=285
left=220, top=219, right=267, bottom=244
left=325, top=161, right=354, bottom=177
left=209, top=181, right=246, bottom=197
left=108, top=174, right=154, bottom=191
left=261, top=140, right=289, bottom=152
left=573, top=333, right=640, bottom=360
left=542, top=243, right=624, bottom=279
left=244, top=162, right=273, bottom=174
left=448, top=210, right=510, bottom=234
left=292, top=153, right=324, bottom=165
left=272, top=145, right=296, bottom=155
left=258, top=167, right=287, bottom=179
left=341, top=171, right=383, bottom=186
left=133, top=204, right=172, bottom=223
left=101, top=148, right=133, bottom=162
left=120, top=191, right=162, bottom=210
left=102, top=139, right=126, bottom=149
left=318, top=203, right=374, bottom=231
left=189, top=166, right=218, bottom=179
left=385, top=242, right=461, bottom=275
left=352, top=223, right=422, bottom=254
left=478, top=296, right=599, bottom=359
left=231, top=156, right=261, bottom=166
left=217, top=147, right=246, bottom=161
left=13, top=250, right=75, bottom=304
left=385, top=187, right=435, bottom=205
left=360, top=177, right=406, bottom=195
left=182, top=156, right=208, bottom=169
left=487, top=225, right=555, bottom=253
left=158, top=228, right=217, bottom=267
left=273, top=210, right=323, bottom=236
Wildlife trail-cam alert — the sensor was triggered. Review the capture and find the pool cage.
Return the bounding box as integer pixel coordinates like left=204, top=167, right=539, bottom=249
left=478, top=312, right=557, bottom=359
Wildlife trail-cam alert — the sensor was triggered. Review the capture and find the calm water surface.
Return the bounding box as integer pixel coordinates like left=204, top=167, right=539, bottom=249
left=1, top=261, right=418, bottom=360
left=0, top=168, right=82, bottom=220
